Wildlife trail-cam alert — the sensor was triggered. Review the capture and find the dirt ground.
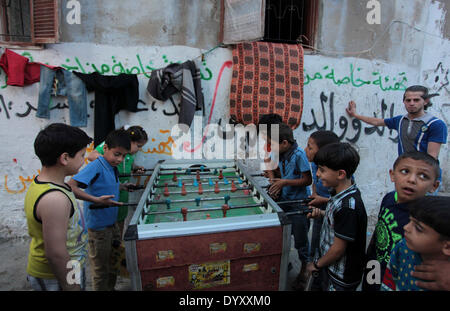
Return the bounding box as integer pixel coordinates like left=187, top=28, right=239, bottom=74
left=0, top=236, right=132, bottom=291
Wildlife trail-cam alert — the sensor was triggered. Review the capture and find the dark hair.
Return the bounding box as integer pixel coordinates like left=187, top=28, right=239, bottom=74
left=120, top=125, right=148, bottom=143
left=393, top=151, right=440, bottom=181
left=258, top=113, right=283, bottom=125
left=403, top=85, right=439, bottom=110
left=266, top=122, right=295, bottom=145
left=409, top=196, right=450, bottom=239
left=314, top=142, right=360, bottom=178
left=34, top=123, right=92, bottom=167
left=310, top=130, right=340, bottom=149
left=105, top=129, right=131, bottom=151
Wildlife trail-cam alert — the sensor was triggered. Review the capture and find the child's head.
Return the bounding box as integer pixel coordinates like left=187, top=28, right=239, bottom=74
left=404, top=196, right=450, bottom=258
left=103, top=129, right=131, bottom=167
left=403, top=85, right=437, bottom=113
left=264, top=122, right=295, bottom=155
left=121, top=125, right=148, bottom=154
left=34, top=123, right=92, bottom=173
left=390, top=151, right=440, bottom=203
left=258, top=113, right=283, bottom=126
left=313, top=142, right=359, bottom=188
left=305, top=130, right=339, bottom=162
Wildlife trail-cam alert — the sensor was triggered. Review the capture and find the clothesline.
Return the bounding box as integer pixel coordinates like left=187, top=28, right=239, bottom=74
left=135, top=43, right=226, bottom=75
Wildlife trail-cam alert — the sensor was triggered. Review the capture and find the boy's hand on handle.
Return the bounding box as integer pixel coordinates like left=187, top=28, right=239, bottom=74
left=95, top=195, right=123, bottom=206
left=308, top=193, right=329, bottom=208
left=133, top=166, right=145, bottom=174
left=346, top=100, right=357, bottom=118
left=120, top=182, right=137, bottom=192
left=307, top=206, right=322, bottom=219
left=268, top=179, right=284, bottom=197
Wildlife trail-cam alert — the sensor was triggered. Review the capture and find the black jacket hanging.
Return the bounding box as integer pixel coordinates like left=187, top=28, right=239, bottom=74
left=74, top=72, right=139, bottom=146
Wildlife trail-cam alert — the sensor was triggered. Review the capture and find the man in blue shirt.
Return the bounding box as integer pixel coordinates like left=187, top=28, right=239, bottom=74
left=346, top=85, right=447, bottom=191
left=68, top=129, right=132, bottom=291
left=263, top=123, right=312, bottom=290
left=346, top=85, right=447, bottom=159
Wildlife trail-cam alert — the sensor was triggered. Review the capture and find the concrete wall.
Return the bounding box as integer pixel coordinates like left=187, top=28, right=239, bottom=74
left=0, top=0, right=448, bottom=239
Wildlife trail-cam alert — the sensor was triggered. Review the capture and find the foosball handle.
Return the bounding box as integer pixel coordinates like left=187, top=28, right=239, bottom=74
left=181, top=207, right=188, bottom=221
left=222, top=204, right=230, bottom=217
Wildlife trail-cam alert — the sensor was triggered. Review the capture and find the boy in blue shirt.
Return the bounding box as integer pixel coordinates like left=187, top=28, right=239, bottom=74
left=68, top=129, right=133, bottom=291
left=263, top=122, right=312, bottom=290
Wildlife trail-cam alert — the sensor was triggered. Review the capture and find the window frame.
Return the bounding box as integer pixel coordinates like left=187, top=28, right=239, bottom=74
left=220, top=0, right=319, bottom=49
left=0, top=0, right=59, bottom=48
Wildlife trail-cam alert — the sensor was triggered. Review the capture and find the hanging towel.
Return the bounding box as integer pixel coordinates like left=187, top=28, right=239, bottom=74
left=229, top=42, right=304, bottom=129
left=0, top=48, right=41, bottom=86
left=146, top=60, right=204, bottom=129
left=73, top=72, right=139, bottom=146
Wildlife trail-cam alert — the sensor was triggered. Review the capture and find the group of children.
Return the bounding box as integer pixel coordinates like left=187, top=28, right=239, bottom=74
left=24, top=84, right=449, bottom=291
left=259, top=84, right=449, bottom=291
left=25, top=124, right=148, bottom=291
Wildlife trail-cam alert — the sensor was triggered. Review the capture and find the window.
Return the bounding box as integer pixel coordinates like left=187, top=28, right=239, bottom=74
left=220, top=0, right=319, bottom=48
left=0, top=0, right=59, bottom=47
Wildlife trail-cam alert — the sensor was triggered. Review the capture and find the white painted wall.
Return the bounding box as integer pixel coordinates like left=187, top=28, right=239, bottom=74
left=1, top=40, right=448, bottom=239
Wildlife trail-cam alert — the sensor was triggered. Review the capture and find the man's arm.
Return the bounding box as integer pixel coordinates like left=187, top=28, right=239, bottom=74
left=427, top=142, right=442, bottom=159
left=411, top=260, right=450, bottom=291
left=346, top=100, right=386, bottom=126
left=37, top=191, right=80, bottom=291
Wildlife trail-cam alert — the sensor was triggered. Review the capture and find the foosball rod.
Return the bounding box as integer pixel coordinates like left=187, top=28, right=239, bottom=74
left=132, top=165, right=236, bottom=173
left=120, top=173, right=245, bottom=179
left=88, top=203, right=138, bottom=210
left=143, top=203, right=264, bottom=216
left=148, top=194, right=250, bottom=205
left=154, top=178, right=244, bottom=188
left=153, top=186, right=257, bottom=196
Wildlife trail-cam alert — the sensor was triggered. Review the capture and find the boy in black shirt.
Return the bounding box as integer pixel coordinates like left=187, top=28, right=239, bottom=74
left=307, top=143, right=367, bottom=291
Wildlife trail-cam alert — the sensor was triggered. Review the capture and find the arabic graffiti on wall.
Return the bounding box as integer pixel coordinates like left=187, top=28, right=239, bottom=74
left=304, top=64, right=408, bottom=92
left=302, top=91, right=399, bottom=143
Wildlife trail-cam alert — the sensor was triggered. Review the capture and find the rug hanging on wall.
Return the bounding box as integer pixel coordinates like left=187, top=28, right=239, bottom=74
left=229, top=42, right=304, bottom=129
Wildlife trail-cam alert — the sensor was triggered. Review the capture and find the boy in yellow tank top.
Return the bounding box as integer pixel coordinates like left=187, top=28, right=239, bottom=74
left=25, top=123, right=92, bottom=290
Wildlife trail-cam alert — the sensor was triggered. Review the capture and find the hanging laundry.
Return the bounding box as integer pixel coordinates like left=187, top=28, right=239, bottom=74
left=37, top=65, right=88, bottom=127
left=73, top=72, right=139, bottom=146
left=146, top=60, right=204, bottom=130
left=0, top=48, right=41, bottom=86
left=229, top=42, right=305, bottom=129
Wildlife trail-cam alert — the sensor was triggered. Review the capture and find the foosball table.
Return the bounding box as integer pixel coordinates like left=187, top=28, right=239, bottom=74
left=124, top=159, right=296, bottom=291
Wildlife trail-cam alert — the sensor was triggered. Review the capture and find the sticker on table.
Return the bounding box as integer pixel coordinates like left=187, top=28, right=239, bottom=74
left=156, top=250, right=174, bottom=262
left=243, top=242, right=261, bottom=254
left=156, top=276, right=175, bottom=288
left=210, top=242, right=227, bottom=255
left=188, top=260, right=230, bottom=289
left=243, top=263, right=259, bottom=272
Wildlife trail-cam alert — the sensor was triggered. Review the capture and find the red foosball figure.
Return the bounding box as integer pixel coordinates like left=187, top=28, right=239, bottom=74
left=222, top=204, right=230, bottom=217
left=214, top=181, right=220, bottom=193
left=218, top=169, right=224, bottom=179
left=181, top=207, right=188, bottom=221
left=181, top=182, right=187, bottom=196
left=231, top=180, right=237, bottom=192
left=172, top=171, right=177, bottom=182
left=163, top=183, right=170, bottom=197
left=198, top=182, right=203, bottom=195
